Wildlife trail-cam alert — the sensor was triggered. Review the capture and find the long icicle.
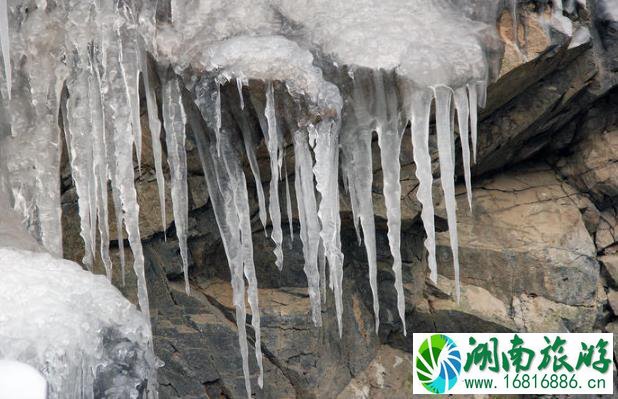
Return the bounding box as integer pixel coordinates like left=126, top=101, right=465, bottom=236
left=186, top=104, right=253, bottom=398
left=434, top=86, right=460, bottom=302
left=64, top=70, right=96, bottom=271
left=0, top=0, right=10, bottom=99
left=454, top=87, right=472, bottom=209
left=236, top=77, right=245, bottom=110
left=312, top=121, right=344, bottom=335
left=91, top=61, right=113, bottom=279
left=264, top=82, right=284, bottom=270
left=142, top=50, right=167, bottom=234
left=219, top=126, right=264, bottom=389
left=284, top=151, right=294, bottom=242
left=374, top=71, right=406, bottom=333
left=410, top=89, right=438, bottom=283
left=232, top=103, right=268, bottom=230
left=294, top=129, right=322, bottom=326
left=348, top=76, right=380, bottom=333
left=214, top=81, right=222, bottom=156
left=103, top=26, right=150, bottom=320
left=468, top=83, right=478, bottom=163
left=162, top=73, right=190, bottom=294
left=122, top=30, right=143, bottom=172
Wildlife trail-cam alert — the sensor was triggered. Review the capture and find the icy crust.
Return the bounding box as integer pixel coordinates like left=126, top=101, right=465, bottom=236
left=156, top=0, right=339, bottom=109
left=274, top=0, right=491, bottom=88
left=159, top=0, right=493, bottom=90
left=199, top=35, right=342, bottom=116
left=0, top=247, right=158, bottom=398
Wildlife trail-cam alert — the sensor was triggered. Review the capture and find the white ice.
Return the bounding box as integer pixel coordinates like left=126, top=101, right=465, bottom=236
left=0, top=246, right=157, bottom=398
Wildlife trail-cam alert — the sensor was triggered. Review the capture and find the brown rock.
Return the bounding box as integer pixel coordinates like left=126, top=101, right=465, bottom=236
left=436, top=163, right=598, bottom=310
left=193, top=276, right=379, bottom=398
left=557, top=129, right=618, bottom=209
left=607, top=290, right=618, bottom=315
left=497, top=4, right=553, bottom=77
left=596, top=207, right=618, bottom=252
left=600, top=254, right=618, bottom=286
left=337, top=346, right=412, bottom=399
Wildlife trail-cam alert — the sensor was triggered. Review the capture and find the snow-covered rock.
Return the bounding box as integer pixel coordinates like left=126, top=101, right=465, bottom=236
left=0, top=247, right=158, bottom=398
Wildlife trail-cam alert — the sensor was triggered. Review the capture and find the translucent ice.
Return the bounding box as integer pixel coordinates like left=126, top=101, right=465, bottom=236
left=264, top=82, right=284, bottom=270
left=162, top=73, right=190, bottom=294
left=0, top=0, right=10, bottom=99
left=293, top=129, right=323, bottom=326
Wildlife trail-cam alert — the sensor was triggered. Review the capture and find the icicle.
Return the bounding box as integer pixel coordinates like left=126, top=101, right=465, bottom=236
left=342, top=76, right=380, bottom=333
left=102, top=31, right=150, bottom=320
left=284, top=154, right=294, bottom=242
left=223, top=141, right=264, bottom=390
left=341, top=147, right=362, bottom=244
left=236, top=77, right=245, bottom=110
left=342, top=123, right=379, bottom=332
left=141, top=50, right=167, bottom=235
left=376, top=125, right=406, bottom=331
left=186, top=104, right=262, bottom=397
left=0, top=0, right=9, bottom=99
left=215, top=81, right=222, bottom=156
left=293, top=129, right=322, bottom=326
left=318, top=241, right=326, bottom=303
left=162, top=73, right=190, bottom=295
left=231, top=103, right=268, bottom=230
left=91, top=62, right=112, bottom=279
left=264, top=82, right=284, bottom=270
left=122, top=32, right=143, bottom=172
left=433, top=86, right=460, bottom=302
left=312, top=121, right=344, bottom=335
left=64, top=70, right=96, bottom=271
left=410, top=89, right=437, bottom=284
left=454, top=87, right=472, bottom=209
left=468, top=83, right=478, bottom=163
left=374, top=71, right=406, bottom=333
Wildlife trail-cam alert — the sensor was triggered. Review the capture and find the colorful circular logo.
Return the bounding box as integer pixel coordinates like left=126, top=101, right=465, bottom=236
left=415, top=334, right=462, bottom=393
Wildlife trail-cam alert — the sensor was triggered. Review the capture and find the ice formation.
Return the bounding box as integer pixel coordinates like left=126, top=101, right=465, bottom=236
left=161, top=72, right=190, bottom=294
left=0, top=246, right=157, bottom=398
left=0, top=0, right=548, bottom=396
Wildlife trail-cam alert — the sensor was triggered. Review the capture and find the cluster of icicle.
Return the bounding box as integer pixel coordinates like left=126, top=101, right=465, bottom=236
left=340, top=72, right=487, bottom=338
left=0, top=1, right=503, bottom=397
left=0, top=1, right=161, bottom=397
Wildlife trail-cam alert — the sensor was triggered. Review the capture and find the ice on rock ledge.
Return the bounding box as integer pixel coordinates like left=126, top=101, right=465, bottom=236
left=0, top=0, right=514, bottom=397
left=0, top=247, right=158, bottom=398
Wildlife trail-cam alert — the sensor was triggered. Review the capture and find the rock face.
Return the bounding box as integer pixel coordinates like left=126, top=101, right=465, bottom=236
left=434, top=164, right=600, bottom=332
left=556, top=128, right=618, bottom=209
left=57, top=1, right=618, bottom=398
